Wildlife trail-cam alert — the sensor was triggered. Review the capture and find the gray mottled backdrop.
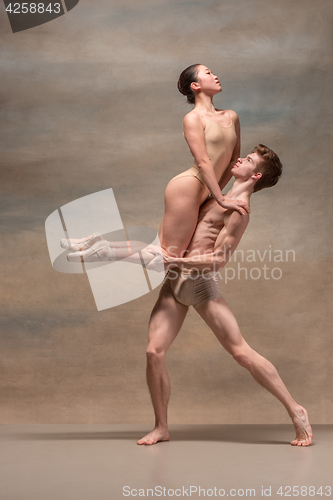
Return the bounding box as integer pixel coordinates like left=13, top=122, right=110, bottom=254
left=0, top=0, right=332, bottom=424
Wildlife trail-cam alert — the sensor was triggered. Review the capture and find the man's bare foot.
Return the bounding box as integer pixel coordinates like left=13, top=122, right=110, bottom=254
left=137, top=427, right=169, bottom=446
left=290, top=406, right=313, bottom=446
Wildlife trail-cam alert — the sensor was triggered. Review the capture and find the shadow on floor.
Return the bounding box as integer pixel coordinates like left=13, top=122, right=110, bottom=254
left=4, top=424, right=303, bottom=445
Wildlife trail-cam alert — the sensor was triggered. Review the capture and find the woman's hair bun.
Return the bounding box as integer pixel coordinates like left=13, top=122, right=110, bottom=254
left=177, top=64, right=200, bottom=105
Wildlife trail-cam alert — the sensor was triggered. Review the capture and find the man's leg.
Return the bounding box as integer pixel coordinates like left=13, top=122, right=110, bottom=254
left=196, top=297, right=313, bottom=446
left=137, top=293, right=189, bottom=445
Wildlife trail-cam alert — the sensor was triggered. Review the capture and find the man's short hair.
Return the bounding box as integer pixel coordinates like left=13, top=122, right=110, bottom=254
left=252, top=144, right=283, bottom=193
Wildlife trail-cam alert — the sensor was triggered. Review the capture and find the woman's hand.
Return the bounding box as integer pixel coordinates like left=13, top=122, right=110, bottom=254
left=219, top=196, right=250, bottom=215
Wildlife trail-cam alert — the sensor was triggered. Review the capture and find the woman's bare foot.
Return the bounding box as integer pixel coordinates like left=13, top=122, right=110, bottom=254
left=290, top=406, right=313, bottom=446
left=137, top=427, right=170, bottom=446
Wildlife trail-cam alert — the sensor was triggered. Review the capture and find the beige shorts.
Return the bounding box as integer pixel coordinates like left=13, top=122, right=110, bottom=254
left=160, top=267, right=223, bottom=309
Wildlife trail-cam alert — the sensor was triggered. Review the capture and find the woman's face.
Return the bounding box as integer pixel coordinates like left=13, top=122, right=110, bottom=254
left=193, top=65, right=222, bottom=95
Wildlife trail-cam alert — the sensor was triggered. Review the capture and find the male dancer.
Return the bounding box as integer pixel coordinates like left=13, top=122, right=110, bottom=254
left=137, top=144, right=313, bottom=447
left=65, top=145, right=312, bottom=447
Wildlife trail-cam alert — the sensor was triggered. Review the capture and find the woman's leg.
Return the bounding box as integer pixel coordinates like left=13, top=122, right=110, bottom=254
left=65, top=174, right=205, bottom=262
left=62, top=234, right=147, bottom=253
left=67, top=239, right=162, bottom=266
left=160, top=176, right=204, bottom=258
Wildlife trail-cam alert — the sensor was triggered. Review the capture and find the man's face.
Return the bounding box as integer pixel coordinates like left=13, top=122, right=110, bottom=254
left=231, top=153, right=261, bottom=180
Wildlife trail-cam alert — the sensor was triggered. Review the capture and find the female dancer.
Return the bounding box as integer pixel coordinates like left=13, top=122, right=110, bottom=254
left=63, top=64, right=249, bottom=262
left=159, top=63, right=249, bottom=258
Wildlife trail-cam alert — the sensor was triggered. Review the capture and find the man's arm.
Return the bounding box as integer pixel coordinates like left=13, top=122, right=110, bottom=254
left=163, top=211, right=249, bottom=272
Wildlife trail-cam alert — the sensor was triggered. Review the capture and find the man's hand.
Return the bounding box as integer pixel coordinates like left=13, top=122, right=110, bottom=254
left=219, top=196, right=250, bottom=215
left=143, top=245, right=165, bottom=272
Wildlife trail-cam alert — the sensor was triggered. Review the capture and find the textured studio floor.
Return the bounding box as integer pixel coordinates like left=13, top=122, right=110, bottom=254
left=0, top=424, right=332, bottom=500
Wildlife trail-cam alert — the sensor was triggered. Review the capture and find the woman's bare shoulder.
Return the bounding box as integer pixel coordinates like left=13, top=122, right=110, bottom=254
left=228, top=109, right=239, bottom=122
left=215, top=108, right=239, bottom=121
left=183, top=110, right=205, bottom=130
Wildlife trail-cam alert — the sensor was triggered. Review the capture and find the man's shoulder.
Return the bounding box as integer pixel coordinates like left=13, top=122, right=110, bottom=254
left=223, top=209, right=250, bottom=235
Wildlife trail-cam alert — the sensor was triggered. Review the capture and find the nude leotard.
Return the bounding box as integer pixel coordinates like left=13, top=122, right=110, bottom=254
left=168, top=112, right=237, bottom=195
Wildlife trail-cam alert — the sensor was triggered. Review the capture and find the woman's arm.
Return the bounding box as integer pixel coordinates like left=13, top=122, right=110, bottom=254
left=218, top=110, right=241, bottom=190
left=183, top=112, right=248, bottom=215
left=183, top=112, right=226, bottom=205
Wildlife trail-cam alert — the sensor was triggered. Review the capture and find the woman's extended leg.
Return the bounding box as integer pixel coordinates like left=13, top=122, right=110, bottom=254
left=65, top=174, right=206, bottom=263
left=66, top=238, right=162, bottom=267
left=61, top=234, right=148, bottom=253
